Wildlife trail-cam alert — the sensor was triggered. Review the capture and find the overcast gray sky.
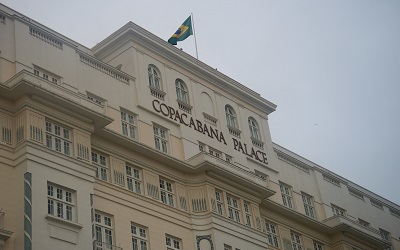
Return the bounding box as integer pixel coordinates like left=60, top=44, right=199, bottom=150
left=3, top=0, right=400, bottom=205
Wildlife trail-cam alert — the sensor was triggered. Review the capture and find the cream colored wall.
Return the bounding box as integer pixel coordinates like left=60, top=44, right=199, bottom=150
left=0, top=15, right=16, bottom=62
left=0, top=59, right=15, bottom=83
left=26, top=152, right=94, bottom=250
left=13, top=20, right=80, bottom=90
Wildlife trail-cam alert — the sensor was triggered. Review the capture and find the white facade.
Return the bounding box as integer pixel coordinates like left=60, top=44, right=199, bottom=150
left=0, top=3, right=399, bottom=250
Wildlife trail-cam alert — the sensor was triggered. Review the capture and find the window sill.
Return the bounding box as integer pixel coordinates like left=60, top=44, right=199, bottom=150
left=45, top=214, right=83, bottom=229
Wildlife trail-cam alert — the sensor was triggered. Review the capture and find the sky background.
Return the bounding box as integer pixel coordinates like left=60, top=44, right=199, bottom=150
left=3, top=0, right=400, bottom=205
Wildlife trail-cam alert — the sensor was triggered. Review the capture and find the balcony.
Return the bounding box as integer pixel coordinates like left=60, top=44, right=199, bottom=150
left=187, top=152, right=275, bottom=199
left=0, top=71, right=113, bottom=130
left=0, top=211, right=13, bottom=250
left=322, top=215, right=390, bottom=249
left=149, top=86, right=166, bottom=101
left=93, top=240, right=123, bottom=250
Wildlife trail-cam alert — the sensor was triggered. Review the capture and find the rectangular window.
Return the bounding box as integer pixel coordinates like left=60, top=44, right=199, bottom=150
left=291, top=232, right=303, bottom=250
left=131, top=223, right=148, bottom=250
left=121, top=111, right=137, bottom=140
left=266, top=222, right=279, bottom=248
left=47, top=183, right=75, bottom=221
left=226, top=195, right=241, bottom=223
left=166, top=235, right=181, bottom=250
left=94, top=212, right=114, bottom=249
left=302, top=193, right=316, bottom=219
left=154, top=125, right=168, bottom=153
left=280, top=183, right=293, bottom=209
left=1, top=127, right=12, bottom=144
left=215, top=190, right=224, bottom=216
left=126, top=165, right=142, bottom=194
left=45, top=121, right=71, bottom=156
left=160, top=179, right=174, bottom=207
left=331, top=204, right=346, bottom=216
left=244, top=202, right=252, bottom=227
left=92, top=151, right=108, bottom=181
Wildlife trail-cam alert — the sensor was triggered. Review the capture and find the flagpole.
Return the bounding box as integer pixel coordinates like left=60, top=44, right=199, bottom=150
left=191, top=12, right=199, bottom=59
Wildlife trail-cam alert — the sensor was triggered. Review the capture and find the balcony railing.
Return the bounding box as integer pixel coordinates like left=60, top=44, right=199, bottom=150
left=149, top=86, right=166, bottom=101
left=93, top=240, right=123, bottom=250
left=322, top=214, right=382, bottom=239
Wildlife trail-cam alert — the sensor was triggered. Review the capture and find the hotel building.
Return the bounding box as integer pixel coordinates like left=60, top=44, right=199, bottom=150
left=0, top=3, right=399, bottom=250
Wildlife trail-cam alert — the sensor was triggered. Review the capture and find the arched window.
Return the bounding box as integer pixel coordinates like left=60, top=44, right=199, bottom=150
left=248, top=117, right=261, bottom=140
left=225, top=105, right=237, bottom=128
left=175, top=79, right=189, bottom=104
left=148, top=65, right=161, bottom=90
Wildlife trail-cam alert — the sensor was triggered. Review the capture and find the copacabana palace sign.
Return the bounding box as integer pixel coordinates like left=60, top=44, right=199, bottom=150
left=152, top=100, right=268, bottom=165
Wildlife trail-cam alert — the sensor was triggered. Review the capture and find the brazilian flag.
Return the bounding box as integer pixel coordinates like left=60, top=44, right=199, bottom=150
left=168, top=16, right=193, bottom=45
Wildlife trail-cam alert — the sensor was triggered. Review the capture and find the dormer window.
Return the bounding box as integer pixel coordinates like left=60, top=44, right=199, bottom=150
left=148, top=65, right=165, bottom=100
left=175, top=79, right=189, bottom=104
left=175, top=79, right=192, bottom=113
left=225, top=105, right=241, bottom=137
left=148, top=65, right=161, bottom=89
left=248, top=117, right=264, bottom=149
left=225, top=105, right=237, bottom=128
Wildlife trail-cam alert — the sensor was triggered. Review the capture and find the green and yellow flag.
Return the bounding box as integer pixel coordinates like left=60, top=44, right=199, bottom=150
left=168, top=16, right=193, bottom=45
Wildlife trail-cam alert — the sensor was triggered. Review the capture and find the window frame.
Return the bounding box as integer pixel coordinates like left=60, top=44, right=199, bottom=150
left=159, top=178, right=175, bottom=207
left=226, top=194, right=241, bottom=223
left=45, top=121, right=72, bottom=156
left=280, top=183, right=294, bottom=209
left=265, top=222, right=279, bottom=248
left=153, top=125, right=169, bottom=153
left=301, top=193, right=316, bottom=219
left=121, top=110, right=137, bottom=140
left=148, top=65, right=161, bottom=90
left=225, top=105, right=237, bottom=128
left=47, top=183, right=75, bottom=222
left=126, top=164, right=142, bottom=194
left=291, top=232, right=303, bottom=250
left=175, top=79, right=189, bottom=104
left=131, top=223, right=148, bottom=250
left=92, top=150, right=109, bottom=182
left=243, top=202, right=252, bottom=227
left=248, top=117, right=261, bottom=140
left=94, top=211, right=115, bottom=249
left=1, top=126, right=12, bottom=144
left=166, top=235, right=182, bottom=250
left=215, top=190, right=224, bottom=216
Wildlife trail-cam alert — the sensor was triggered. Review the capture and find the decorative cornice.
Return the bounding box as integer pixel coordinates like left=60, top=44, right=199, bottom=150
left=79, top=53, right=132, bottom=84
left=274, top=149, right=310, bottom=173
left=29, top=26, right=63, bottom=49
